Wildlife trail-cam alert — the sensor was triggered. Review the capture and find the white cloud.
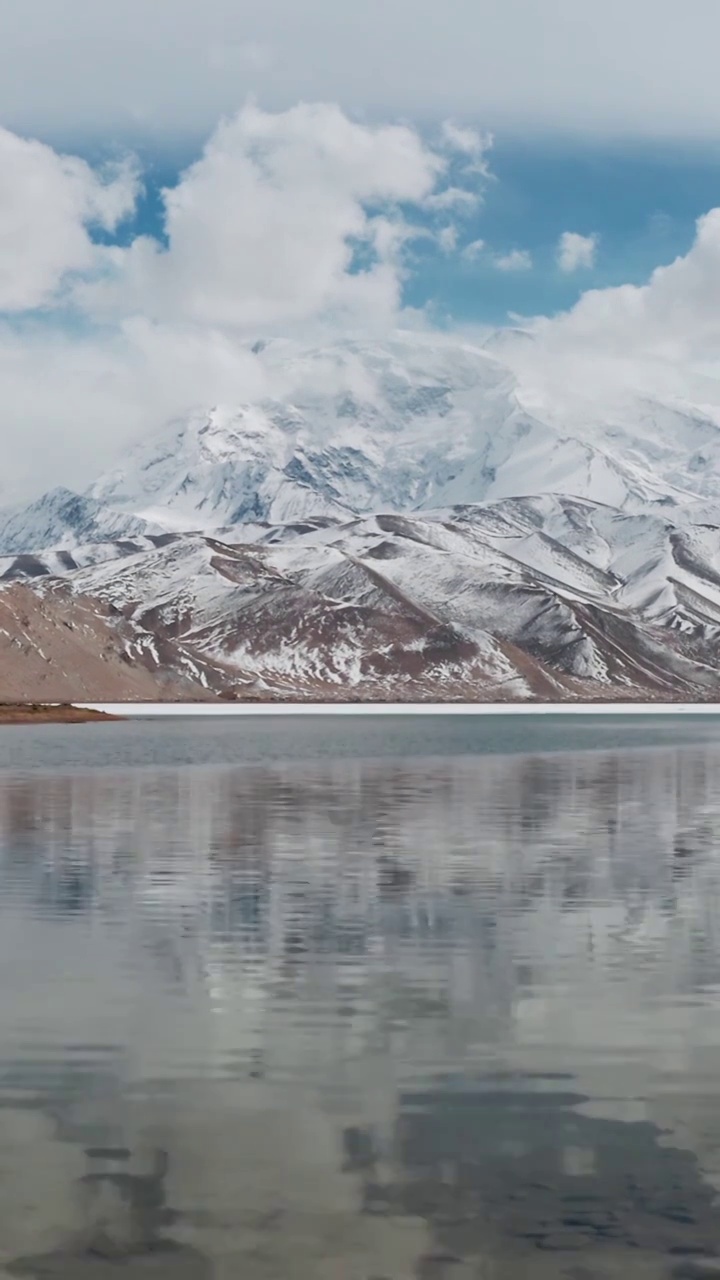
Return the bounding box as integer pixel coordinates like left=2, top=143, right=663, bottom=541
left=531, top=209, right=720, bottom=365
left=479, top=206, right=720, bottom=425
left=0, top=318, right=269, bottom=503
left=440, top=122, right=493, bottom=176
left=438, top=226, right=458, bottom=254
left=557, top=231, right=598, bottom=273
left=462, top=239, right=485, bottom=261
left=423, top=187, right=481, bottom=213
left=1, top=0, right=720, bottom=143
left=0, top=128, right=138, bottom=311
left=441, top=121, right=484, bottom=156
left=79, top=101, right=456, bottom=331
left=495, top=249, right=532, bottom=272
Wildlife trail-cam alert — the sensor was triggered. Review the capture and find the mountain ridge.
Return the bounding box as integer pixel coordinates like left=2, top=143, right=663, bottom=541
left=1, top=494, right=719, bottom=701
left=5, top=331, right=720, bottom=555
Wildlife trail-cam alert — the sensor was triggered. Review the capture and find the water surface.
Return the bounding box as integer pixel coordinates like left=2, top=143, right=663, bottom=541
left=3, top=710, right=720, bottom=770
left=0, top=723, right=720, bottom=1276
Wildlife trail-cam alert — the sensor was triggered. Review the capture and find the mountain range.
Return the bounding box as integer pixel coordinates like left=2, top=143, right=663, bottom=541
left=2, top=331, right=720, bottom=702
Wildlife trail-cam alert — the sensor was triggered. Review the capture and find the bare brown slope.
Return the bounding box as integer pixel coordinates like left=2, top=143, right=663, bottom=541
left=0, top=584, right=211, bottom=702
left=0, top=704, right=120, bottom=723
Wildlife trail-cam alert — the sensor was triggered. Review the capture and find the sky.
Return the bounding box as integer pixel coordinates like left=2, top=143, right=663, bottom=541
left=4, top=0, right=720, bottom=499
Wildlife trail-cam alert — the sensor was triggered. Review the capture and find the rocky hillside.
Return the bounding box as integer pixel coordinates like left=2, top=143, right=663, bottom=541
left=0, top=584, right=214, bottom=703
left=2, top=495, right=720, bottom=701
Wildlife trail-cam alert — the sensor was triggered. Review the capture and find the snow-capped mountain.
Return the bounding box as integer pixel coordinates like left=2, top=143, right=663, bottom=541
left=84, top=334, right=720, bottom=529
left=5, top=330, right=720, bottom=556
left=2, top=330, right=720, bottom=701
left=85, top=335, right=524, bottom=530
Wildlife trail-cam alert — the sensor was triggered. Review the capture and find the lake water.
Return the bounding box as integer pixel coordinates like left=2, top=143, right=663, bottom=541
left=2, top=717, right=720, bottom=1277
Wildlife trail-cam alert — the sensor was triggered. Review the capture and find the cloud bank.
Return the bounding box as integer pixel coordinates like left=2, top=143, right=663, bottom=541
left=2, top=0, right=720, bottom=142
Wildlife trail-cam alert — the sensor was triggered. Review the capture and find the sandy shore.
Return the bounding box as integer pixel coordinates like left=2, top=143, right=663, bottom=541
left=0, top=704, right=122, bottom=725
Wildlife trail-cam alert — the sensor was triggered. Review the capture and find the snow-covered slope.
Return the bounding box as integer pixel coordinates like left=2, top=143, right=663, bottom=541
left=6, top=495, right=720, bottom=701
left=81, top=333, right=720, bottom=527
left=86, top=335, right=521, bottom=530
left=5, top=331, right=720, bottom=555
left=0, top=488, right=162, bottom=556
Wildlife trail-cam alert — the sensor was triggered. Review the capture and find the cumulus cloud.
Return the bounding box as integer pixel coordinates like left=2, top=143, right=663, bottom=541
left=557, top=231, right=598, bottom=273
left=494, top=249, right=532, bottom=272
left=79, top=101, right=462, bottom=330
left=0, top=128, right=138, bottom=311
left=532, top=209, right=720, bottom=366
left=479, top=206, right=720, bottom=427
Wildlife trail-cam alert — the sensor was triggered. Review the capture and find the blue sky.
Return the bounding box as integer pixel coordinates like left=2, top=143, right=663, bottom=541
left=411, top=137, right=720, bottom=324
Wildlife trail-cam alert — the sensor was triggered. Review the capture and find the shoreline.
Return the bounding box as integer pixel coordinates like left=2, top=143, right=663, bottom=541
left=4, top=701, right=720, bottom=723
left=0, top=704, right=122, bottom=725
left=77, top=701, right=720, bottom=718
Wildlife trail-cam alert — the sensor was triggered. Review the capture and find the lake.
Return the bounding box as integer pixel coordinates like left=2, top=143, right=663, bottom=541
left=1, top=715, right=720, bottom=1277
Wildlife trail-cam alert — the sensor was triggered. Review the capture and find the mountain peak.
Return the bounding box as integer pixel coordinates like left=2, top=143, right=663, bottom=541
left=2, top=332, right=720, bottom=554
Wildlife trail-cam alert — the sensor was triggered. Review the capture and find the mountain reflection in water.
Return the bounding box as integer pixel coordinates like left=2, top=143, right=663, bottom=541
left=0, top=743, right=720, bottom=1276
